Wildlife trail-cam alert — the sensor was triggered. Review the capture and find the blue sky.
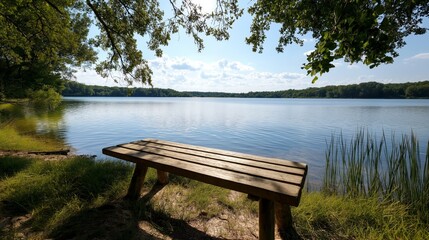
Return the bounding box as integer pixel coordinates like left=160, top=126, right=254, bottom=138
left=76, top=1, right=429, bottom=93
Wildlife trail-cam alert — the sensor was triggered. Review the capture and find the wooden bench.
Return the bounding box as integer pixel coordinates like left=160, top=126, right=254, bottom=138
left=102, top=139, right=308, bottom=240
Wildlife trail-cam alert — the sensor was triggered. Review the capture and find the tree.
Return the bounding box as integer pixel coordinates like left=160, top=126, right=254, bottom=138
left=0, top=0, right=96, bottom=97
left=406, top=83, right=429, bottom=98
left=1, top=0, right=428, bottom=98
left=0, top=0, right=242, bottom=98
left=246, top=0, right=428, bottom=82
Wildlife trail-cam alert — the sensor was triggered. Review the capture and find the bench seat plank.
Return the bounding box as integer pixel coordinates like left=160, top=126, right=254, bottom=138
left=119, top=143, right=303, bottom=186
left=140, top=139, right=307, bottom=169
left=103, top=139, right=307, bottom=206
left=128, top=141, right=306, bottom=176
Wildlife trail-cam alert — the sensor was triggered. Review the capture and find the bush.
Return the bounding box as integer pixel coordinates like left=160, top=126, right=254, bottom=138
left=28, top=86, right=62, bottom=110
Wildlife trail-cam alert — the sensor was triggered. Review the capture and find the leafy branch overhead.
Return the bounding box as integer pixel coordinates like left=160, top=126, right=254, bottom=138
left=86, top=0, right=243, bottom=85
left=0, top=0, right=242, bottom=94
left=0, top=0, right=428, bottom=95
left=246, top=0, right=428, bottom=82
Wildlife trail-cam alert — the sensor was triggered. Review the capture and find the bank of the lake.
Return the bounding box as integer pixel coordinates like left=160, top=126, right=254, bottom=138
left=1, top=100, right=429, bottom=239
left=1, top=155, right=428, bottom=239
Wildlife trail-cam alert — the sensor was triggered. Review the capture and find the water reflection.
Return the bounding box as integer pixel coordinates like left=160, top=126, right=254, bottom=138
left=0, top=102, right=68, bottom=147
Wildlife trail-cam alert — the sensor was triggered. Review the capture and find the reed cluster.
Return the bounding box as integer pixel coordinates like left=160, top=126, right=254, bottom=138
left=323, top=130, right=429, bottom=222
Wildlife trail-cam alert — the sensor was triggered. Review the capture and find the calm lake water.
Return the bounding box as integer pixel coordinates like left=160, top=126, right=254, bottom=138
left=6, top=97, right=429, bottom=184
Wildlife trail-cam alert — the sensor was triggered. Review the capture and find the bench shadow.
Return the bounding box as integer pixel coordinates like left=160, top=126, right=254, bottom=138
left=49, top=183, right=223, bottom=240
left=134, top=182, right=224, bottom=240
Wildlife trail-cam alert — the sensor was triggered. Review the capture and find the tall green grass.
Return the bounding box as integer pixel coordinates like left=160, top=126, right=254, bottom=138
left=324, top=130, right=429, bottom=222
left=0, top=156, right=133, bottom=235
left=2, top=156, right=428, bottom=239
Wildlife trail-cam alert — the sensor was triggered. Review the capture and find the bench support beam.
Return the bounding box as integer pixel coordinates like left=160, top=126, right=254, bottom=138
left=259, top=198, right=275, bottom=240
left=157, top=170, right=169, bottom=185
left=125, top=163, right=148, bottom=200
left=275, top=202, right=294, bottom=238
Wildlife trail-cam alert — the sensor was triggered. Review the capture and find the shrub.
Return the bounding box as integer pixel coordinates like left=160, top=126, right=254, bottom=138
left=28, top=86, right=62, bottom=110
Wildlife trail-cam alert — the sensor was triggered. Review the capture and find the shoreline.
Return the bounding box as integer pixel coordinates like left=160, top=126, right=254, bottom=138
left=0, top=149, right=95, bottom=161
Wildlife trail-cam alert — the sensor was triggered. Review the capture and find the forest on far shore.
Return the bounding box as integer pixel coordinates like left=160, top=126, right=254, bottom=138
left=62, top=80, right=429, bottom=99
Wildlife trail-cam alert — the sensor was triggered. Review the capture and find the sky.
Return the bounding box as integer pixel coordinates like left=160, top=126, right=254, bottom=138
left=75, top=1, right=429, bottom=93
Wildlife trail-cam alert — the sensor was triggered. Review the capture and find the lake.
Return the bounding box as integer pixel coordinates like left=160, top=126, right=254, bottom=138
left=5, top=97, right=429, bottom=185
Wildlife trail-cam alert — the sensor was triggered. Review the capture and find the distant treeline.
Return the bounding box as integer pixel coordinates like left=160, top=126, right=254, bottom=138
left=62, top=81, right=429, bottom=98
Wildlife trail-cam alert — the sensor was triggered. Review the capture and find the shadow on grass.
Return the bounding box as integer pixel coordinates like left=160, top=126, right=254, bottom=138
left=0, top=156, right=33, bottom=178
left=49, top=182, right=224, bottom=240
left=0, top=157, right=225, bottom=239
left=0, top=157, right=133, bottom=233
left=48, top=200, right=140, bottom=240
left=135, top=183, right=224, bottom=240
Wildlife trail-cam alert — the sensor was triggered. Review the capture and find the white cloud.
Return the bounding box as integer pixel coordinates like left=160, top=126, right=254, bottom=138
left=405, top=53, right=429, bottom=61
left=303, top=50, right=314, bottom=56
left=147, top=56, right=309, bottom=92
left=190, top=0, right=216, bottom=13
left=302, top=38, right=315, bottom=43
left=170, top=62, right=200, bottom=71
left=357, top=75, right=376, bottom=82
left=347, top=64, right=360, bottom=69
left=332, top=61, right=343, bottom=67
left=73, top=56, right=314, bottom=92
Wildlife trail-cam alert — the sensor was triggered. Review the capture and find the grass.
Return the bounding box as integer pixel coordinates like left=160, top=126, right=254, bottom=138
left=1, top=156, right=428, bottom=239
left=295, top=192, right=429, bottom=239
left=0, top=156, right=134, bottom=239
left=324, top=130, right=429, bottom=223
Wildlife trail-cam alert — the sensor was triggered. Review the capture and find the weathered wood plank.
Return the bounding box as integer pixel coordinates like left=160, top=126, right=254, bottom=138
left=138, top=139, right=307, bottom=169
left=102, top=146, right=303, bottom=206
left=119, top=143, right=304, bottom=186
left=126, top=141, right=306, bottom=176
left=275, top=202, right=293, bottom=234
left=259, top=199, right=275, bottom=240
left=157, top=170, right=169, bottom=185
left=125, top=162, right=148, bottom=200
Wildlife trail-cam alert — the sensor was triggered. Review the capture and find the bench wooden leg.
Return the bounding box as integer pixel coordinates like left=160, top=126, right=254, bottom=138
left=157, top=170, right=169, bottom=185
left=259, top=198, right=275, bottom=240
left=125, top=162, right=148, bottom=200
left=275, top=202, right=299, bottom=239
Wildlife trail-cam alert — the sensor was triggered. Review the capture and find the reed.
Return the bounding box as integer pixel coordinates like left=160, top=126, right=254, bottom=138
left=323, top=129, right=429, bottom=222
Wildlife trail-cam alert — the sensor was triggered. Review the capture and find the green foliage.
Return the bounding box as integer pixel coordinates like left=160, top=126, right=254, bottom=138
left=0, top=0, right=96, bottom=98
left=0, top=0, right=242, bottom=95
left=406, top=83, right=429, bottom=98
left=323, top=130, right=429, bottom=223
left=62, top=80, right=190, bottom=97
left=63, top=80, right=429, bottom=99
left=246, top=0, right=428, bottom=82
left=28, top=86, right=62, bottom=110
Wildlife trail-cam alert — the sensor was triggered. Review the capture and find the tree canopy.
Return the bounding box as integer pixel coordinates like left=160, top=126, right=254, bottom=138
left=246, top=0, right=428, bottom=82
left=0, top=0, right=242, bottom=97
left=63, top=80, right=429, bottom=99
left=1, top=0, right=428, bottom=98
